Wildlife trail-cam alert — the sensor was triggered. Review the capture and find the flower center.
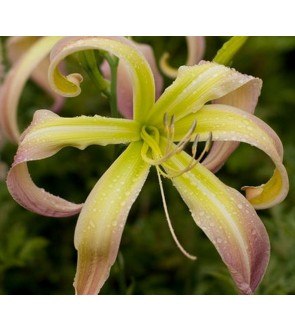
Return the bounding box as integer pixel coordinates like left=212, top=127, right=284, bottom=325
left=140, top=113, right=212, bottom=178
left=140, top=125, right=162, bottom=163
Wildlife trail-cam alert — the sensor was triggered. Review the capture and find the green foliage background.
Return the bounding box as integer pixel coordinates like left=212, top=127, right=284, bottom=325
left=0, top=36, right=295, bottom=295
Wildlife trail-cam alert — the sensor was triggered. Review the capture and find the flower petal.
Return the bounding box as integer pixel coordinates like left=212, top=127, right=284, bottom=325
left=7, top=163, right=83, bottom=217
left=159, top=36, right=205, bottom=78
left=147, top=61, right=258, bottom=125
left=48, top=37, right=155, bottom=122
left=101, top=40, right=163, bottom=119
left=6, top=36, right=65, bottom=112
left=6, top=109, right=139, bottom=217
left=204, top=70, right=262, bottom=172
left=73, top=141, right=150, bottom=294
left=165, top=150, right=270, bottom=294
left=15, top=109, right=140, bottom=161
left=174, top=104, right=289, bottom=209
left=0, top=36, right=63, bottom=142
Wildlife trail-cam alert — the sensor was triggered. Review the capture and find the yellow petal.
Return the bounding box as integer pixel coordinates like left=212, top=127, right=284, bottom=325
left=147, top=61, right=260, bottom=125
left=48, top=36, right=155, bottom=122
left=0, top=36, right=63, bottom=142
left=165, top=150, right=270, bottom=294
left=6, top=109, right=139, bottom=217
left=74, top=141, right=150, bottom=294
left=174, top=104, right=288, bottom=208
left=16, top=109, right=140, bottom=161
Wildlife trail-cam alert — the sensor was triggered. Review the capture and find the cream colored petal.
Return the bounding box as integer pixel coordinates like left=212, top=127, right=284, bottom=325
left=174, top=104, right=288, bottom=209
left=74, top=141, right=150, bottom=294
left=0, top=36, right=63, bottom=142
left=16, top=109, right=140, bottom=161
left=203, top=69, right=262, bottom=172
left=6, top=37, right=40, bottom=63
left=165, top=150, right=270, bottom=294
left=101, top=40, right=163, bottom=119
left=7, top=37, right=64, bottom=111
left=147, top=61, right=260, bottom=126
left=7, top=163, right=83, bottom=217
left=48, top=36, right=155, bottom=122
left=6, top=109, right=139, bottom=216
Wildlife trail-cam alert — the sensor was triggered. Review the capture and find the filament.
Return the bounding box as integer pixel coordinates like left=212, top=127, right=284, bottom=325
left=156, top=167, right=197, bottom=260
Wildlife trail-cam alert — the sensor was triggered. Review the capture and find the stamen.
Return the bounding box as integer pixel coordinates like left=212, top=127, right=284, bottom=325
left=197, top=132, right=213, bottom=161
left=163, top=113, right=175, bottom=154
left=156, top=167, right=197, bottom=261
left=154, top=118, right=197, bottom=165
left=160, top=132, right=213, bottom=178
left=141, top=114, right=212, bottom=179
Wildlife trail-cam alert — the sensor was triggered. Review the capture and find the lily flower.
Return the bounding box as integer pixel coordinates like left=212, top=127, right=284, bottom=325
left=6, top=37, right=288, bottom=295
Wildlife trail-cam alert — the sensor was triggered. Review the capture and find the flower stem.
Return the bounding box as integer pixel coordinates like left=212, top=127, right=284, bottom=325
left=78, top=50, right=110, bottom=96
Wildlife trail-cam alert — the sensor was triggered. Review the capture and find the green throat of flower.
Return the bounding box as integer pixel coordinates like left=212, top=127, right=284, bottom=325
left=140, top=113, right=212, bottom=179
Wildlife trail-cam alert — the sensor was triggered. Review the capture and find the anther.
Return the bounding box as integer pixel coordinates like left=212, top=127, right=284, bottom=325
left=162, top=132, right=213, bottom=178
left=163, top=113, right=175, bottom=154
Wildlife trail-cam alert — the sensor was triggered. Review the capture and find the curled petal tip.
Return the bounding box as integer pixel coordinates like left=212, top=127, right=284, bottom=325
left=49, top=36, right=155, bottom=122
left=7, top=163, right=83, bottom=217
left=242, top=185, right=264, bottom=201
left=160, top=36, right=205, bottom=79
left=66, top=73, right=83, bottom=86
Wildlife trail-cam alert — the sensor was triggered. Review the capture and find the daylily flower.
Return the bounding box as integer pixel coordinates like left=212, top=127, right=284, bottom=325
left=6, top=37, right=288, bottom=295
